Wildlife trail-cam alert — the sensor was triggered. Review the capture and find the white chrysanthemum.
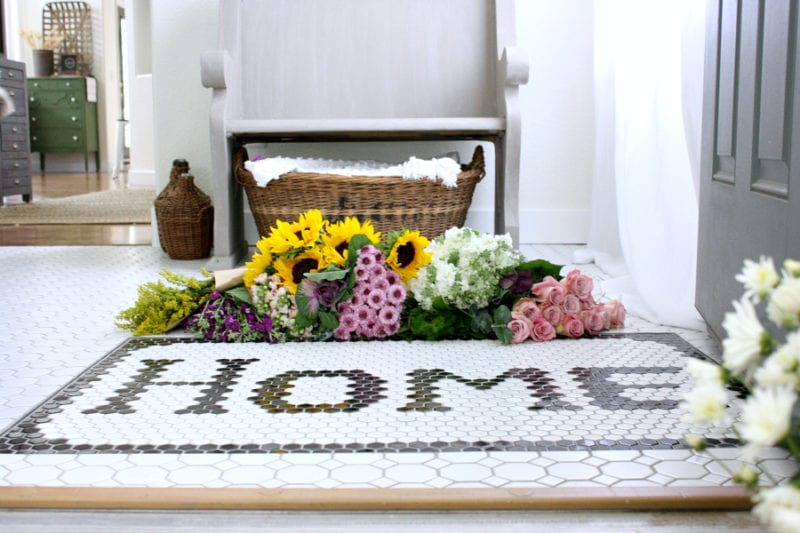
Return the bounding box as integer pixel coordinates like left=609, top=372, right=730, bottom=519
left=686, top=359, right=725, bottom=385
left=736, top=256, right=780, bottom=302
left=767, top=276, right=800, bottom=328
left=754, top=334, right=800, bottom=389
left=753, top=485, right=800, bottom=533
left=681, top=383, right=730, bottom=426
left=784, top=259, right=800, bottom=277
left=738, top=386, right=796, bottom=454
left=722, top=298, right=768, bottom=375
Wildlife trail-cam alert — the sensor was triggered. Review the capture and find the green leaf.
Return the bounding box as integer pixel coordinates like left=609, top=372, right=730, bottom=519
left=518, top=259, right=564, bottom=282
left=318, top=310, right=339, bottom=332
left=293, top=293, right=316, bottom=328
left=306, top=267, right=349, bottom=282
left=344, top=234, right=373, bottom=269
left=492, top=304, right=512, bottom=325
left=471, top=309, right=493, bottom=335
left=494, top=325, right=512, bottom=345
left=225, top=286, right=253, bottom=306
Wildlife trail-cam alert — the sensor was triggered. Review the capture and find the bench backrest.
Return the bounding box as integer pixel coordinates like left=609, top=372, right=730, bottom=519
left=220, top=0, right=511, bottom=120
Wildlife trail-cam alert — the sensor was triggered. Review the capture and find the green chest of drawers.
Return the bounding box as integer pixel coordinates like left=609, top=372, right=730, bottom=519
left=28, top=77, right=99, bottom=172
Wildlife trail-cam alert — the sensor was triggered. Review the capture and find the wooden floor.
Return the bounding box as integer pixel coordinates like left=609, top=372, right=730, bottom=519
left=0, top=171, right=152, bottom=246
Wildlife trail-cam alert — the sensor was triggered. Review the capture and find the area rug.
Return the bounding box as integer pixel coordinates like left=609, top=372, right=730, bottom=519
left=2, top=332, right=790, bottom=511
left=0, top=188, right=154, bottom=225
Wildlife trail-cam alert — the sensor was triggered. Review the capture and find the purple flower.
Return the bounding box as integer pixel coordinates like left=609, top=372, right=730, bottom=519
left=357, top=251, right=376, bottom=269
left=385, top=270, right=401, bottom=285
left=500, top=268, right=534, bottom=296
left=354, top=304, right=376, bottom=324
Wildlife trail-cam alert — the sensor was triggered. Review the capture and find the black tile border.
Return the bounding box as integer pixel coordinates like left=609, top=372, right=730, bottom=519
left=0, top=333, right=738, bottom=454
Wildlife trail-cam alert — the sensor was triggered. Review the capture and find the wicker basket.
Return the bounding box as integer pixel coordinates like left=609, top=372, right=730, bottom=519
left=234, top=146, right=485, bottom=238
left=154, top=174, right=214, bottom=260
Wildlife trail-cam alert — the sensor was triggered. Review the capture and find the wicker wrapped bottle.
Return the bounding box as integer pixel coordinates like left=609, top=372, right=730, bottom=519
left=155, top=159, right=191, bottom=251
left=154, top=172, right=214, bottom=259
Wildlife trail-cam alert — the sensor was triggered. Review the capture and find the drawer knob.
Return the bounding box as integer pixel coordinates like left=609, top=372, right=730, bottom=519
left=71, top=116, right=77, bottom=122
left=11, top=143, right=18, bottom=149
left=11, top=127, right=17, bottom=133
left=70, top=97, right=77, bottom=103
left=13, top=179, right=20, bottom=185
left=33, top=82, right=39, bottom=87
left=29, top=96, right=35, bottom=102
left=31, top=117, right=36, bottom=122
left=72, top=135, right=78, bottom=141
left=65, top=81, right=71, bottom=87
left=32, top=136, right=37, bottom=141
left=8, top=72, right=14, bottom=78
left=8, top=90, right=14, bottom=97
left=13, top=162, right=20, bottom=168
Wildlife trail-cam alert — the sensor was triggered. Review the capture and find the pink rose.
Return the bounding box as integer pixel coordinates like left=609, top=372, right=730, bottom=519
left=530, top=317, right=557, bottom=342
left=561, top=294, right=582, bottom=315
left=558, top=313, right=585, bottom=339
left=564, top=269, right=594, bottom=302
left=540, top=304, right=563, bottom=326
left=508, top=312, right=533, bottom=344
left=604, top=300, right=626, bottom=329
left=513, top=297, right=541, bottom=321
left=532, top=277, right=567, bottom=306
left=582, top=305, right=609, bottom=336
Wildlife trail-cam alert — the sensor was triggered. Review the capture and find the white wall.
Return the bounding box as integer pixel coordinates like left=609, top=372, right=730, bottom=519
left=9, top=0, right=118, bottom=173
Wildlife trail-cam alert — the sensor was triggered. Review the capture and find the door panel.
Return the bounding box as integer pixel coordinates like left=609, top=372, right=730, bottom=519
left=696, top=0, right=800, bottom=341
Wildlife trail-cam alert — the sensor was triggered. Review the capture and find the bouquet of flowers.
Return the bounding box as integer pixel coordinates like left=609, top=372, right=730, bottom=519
left=682, top=256, right=800, bottom=532
left=117, top=210, right=625, bottom=344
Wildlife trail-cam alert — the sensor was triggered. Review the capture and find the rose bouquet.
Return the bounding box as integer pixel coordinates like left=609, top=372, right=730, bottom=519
left=505, top=270, right=626, bottom=344
left=682, top=256, right=800, bottom=532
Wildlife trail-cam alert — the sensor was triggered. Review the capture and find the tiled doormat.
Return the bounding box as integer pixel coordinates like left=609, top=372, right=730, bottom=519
left=0, top=333, right=791, bottom=510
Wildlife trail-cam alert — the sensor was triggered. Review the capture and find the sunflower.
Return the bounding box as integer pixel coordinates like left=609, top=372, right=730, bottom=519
left=263, top=218, right=305, bottom=255
left=291, top=209, right=326, bottom=248
left=321, top=217, right=382, bottom=266
left=273, top=246, right=326, bottom=293
left=386, top=229, right=431, bottom=283
left=243, top=238, right=275, bottom=287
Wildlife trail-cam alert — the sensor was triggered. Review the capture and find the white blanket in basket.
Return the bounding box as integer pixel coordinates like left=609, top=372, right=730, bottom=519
left=244, top=155, right=462, bottom=188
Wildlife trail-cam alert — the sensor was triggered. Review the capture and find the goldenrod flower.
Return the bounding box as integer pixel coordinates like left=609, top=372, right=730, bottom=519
left=321, top=217, right=381, bottom=266
left=386, top=230, right=431, bottom=283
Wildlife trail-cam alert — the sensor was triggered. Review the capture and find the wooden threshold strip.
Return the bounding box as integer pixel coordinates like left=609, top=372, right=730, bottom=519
left=0, top=486, right=752, bottom=511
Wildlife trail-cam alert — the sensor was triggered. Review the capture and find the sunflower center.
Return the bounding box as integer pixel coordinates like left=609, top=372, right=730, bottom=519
left=335, top=240, right=349, bottom=257
left=292, top=258, right=318, bottom=284
left=396, top=242, right=416, bottom=268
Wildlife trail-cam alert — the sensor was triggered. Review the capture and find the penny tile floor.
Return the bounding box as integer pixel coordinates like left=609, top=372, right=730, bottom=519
left=0, top=245, right=792, bottom=496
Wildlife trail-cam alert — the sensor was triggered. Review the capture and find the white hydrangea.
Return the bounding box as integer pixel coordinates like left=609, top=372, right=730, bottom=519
left=409, top=227, right=523, bottom=311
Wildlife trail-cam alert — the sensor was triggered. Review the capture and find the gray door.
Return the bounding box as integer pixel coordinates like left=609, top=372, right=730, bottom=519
left=696, top=0, right=800, bottom=341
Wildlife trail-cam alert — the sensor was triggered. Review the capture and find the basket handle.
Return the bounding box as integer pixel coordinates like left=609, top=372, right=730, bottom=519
left=463, top=145, right=485, bottom=180
left=233, top=145, right=258, bottom=188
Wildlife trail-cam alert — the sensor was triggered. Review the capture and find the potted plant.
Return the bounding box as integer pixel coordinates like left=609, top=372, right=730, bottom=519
left=19, top=29, right=64, bottom=77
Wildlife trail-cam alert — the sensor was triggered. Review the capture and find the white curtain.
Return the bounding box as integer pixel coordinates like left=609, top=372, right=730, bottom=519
left=587, top=0, right=707, bottom=330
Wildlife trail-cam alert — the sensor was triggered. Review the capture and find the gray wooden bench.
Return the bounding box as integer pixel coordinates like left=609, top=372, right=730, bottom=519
left=201, top=0, right=528, bottom=269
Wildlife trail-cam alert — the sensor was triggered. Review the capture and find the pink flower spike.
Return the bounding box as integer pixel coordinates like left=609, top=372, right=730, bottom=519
left=378, top=306, right=399, bottom=326
left=374, top=278, right=390, bottom=292
left=367, top=288, right=387, bottom=309
left=370, top=264, right=385, bottom=279
left=354, top=266, right=370, bottom=281
left=386, top=271, right=401, bottom=285
left=357, top=252, right=376, bottom=269
left=387, top=284, right=407, bottom=305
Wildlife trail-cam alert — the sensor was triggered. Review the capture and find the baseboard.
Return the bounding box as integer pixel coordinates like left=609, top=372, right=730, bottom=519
left=243, top=208, right=590, bottom=247
left=127, top=169, right=156, bottom=188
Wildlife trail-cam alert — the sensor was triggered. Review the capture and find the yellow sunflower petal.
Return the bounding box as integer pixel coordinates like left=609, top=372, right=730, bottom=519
left=386, top=230, right=431, bottom=283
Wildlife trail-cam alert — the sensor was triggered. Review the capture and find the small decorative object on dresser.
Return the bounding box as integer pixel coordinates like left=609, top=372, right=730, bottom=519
left=0, top=57, right=32, bottom=204
left=28, top=76, right=99, bottom=172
